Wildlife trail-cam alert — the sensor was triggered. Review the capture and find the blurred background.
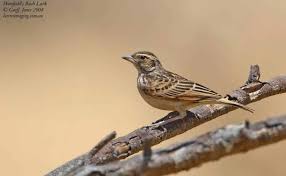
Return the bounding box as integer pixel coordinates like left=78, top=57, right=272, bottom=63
left=0, top=0, right=286, bottom=175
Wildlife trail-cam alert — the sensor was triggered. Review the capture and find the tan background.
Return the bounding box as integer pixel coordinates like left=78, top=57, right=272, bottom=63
left=0, top=0, right=286, bottom=175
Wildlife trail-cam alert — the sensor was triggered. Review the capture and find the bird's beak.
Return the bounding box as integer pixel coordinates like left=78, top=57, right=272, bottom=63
left=122, top=55, right=135, bottom=63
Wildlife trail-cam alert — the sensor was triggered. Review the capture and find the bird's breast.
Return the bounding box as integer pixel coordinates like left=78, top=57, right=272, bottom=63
left=137, top=87, right=191, bottom=111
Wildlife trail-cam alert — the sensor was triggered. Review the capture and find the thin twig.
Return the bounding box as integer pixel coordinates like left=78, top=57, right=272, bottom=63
left=141, top=134, right=153, bottom=175
left=246, top=64, right=261, bottom=84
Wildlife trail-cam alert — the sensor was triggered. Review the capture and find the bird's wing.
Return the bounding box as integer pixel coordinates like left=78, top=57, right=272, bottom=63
left=144, top=72, right=222, bottom=102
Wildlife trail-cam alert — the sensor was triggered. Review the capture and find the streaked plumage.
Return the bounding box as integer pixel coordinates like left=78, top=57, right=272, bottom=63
left=122, top=51, right=253, bottom=118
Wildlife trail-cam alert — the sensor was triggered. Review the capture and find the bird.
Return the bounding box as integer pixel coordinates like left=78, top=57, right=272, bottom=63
left=122, top=51, right=253, bottom=123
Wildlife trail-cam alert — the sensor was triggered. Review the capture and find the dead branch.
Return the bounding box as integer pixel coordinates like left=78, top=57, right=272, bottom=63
left=86, top=131, right=116, bottom=164
left=47, top=132, right=116, bottom=176
left=91, top=67, right=286, bottom=164
left=46, top=66, right=286, bottom=176
left=71, top=114, right=286, bottom=176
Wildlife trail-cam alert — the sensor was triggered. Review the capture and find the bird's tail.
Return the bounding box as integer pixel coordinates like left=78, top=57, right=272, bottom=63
left=216, top=98, right=254, bottom=113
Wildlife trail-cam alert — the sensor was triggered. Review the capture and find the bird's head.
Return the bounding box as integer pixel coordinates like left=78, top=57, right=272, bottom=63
left=122, top=51, right=163, bottom=73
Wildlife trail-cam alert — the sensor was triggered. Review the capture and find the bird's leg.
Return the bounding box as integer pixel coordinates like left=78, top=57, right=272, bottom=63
left=149, top=110, right=187, bottom=128
left=178, top=110, right=187, bottom=118
left=152, top=111, right=178, bottom=124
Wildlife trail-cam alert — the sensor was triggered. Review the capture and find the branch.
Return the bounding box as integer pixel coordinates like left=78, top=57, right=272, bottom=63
left=46, top=66, right=286, bottom=176
left=91, top=69, right=286, bottom=164
left=86, top=131, right=116, bottom=164
left=47, top=132, right=116, bottom=176
left=70, top=114, right=286, bottom=176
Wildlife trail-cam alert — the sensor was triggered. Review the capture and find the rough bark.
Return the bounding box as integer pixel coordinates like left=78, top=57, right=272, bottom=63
left=70, top=115, right=286, bottom=176
left=46, top=66, right=286, bottom=176
left=91, top=76, right=286, bottom=165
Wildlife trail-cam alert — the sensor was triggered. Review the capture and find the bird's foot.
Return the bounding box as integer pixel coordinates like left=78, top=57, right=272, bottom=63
left=225, top=94, right=238, bottom=101
left=148, top=111, right=188, bottom=129
left=147, top=121, right=166, bottom=129
left=178, top=111, right=187, bottom=118
left=152, top=111, right=179, bottom=124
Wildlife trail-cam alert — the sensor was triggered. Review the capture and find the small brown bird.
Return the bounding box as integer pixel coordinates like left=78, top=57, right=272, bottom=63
left=122, top=51, right=253, bottom=120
